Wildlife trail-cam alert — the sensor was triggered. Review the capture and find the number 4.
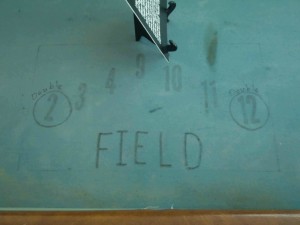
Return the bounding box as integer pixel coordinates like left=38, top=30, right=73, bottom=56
left=106, top=68, right=116, bottom=94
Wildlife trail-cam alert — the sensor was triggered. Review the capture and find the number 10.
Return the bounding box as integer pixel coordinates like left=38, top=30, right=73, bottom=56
left=165, top=65, right=182, bottom=92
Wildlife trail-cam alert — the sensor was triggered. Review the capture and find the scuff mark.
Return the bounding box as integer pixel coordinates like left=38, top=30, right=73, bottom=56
left=204, top=24, right=218, bottom=68
left=149, top=107, right=163, bottom=113
left=144, top=206, right=160, bottom=210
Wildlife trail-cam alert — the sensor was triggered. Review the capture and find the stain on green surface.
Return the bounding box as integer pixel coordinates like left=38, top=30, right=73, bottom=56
left=205, top=25, right=218, bottom=68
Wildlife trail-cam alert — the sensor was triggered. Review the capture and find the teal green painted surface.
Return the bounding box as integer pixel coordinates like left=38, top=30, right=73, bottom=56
left=0, top=0, right=300, bottom=210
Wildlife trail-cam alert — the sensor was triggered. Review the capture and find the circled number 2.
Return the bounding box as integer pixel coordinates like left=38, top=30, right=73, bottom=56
left=44, top=93, right=58, bottom=122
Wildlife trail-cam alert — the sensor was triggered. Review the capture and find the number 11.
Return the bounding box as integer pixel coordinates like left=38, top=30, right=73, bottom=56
left=201, top=80, right=218, bottom=113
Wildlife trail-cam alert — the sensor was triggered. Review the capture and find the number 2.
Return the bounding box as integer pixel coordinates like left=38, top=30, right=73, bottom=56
left=44, top=93, right=58, bottom=122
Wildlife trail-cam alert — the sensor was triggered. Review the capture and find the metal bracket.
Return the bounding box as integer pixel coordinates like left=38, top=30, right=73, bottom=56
left=166, top=1, right=177, bottom=22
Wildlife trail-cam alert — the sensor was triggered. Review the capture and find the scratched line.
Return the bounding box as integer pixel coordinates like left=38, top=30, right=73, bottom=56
left=149, top=107, right=163, bottom=113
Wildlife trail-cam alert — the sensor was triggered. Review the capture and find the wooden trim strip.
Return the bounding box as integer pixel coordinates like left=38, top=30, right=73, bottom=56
left=1, top=210, right=300, bottom=225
